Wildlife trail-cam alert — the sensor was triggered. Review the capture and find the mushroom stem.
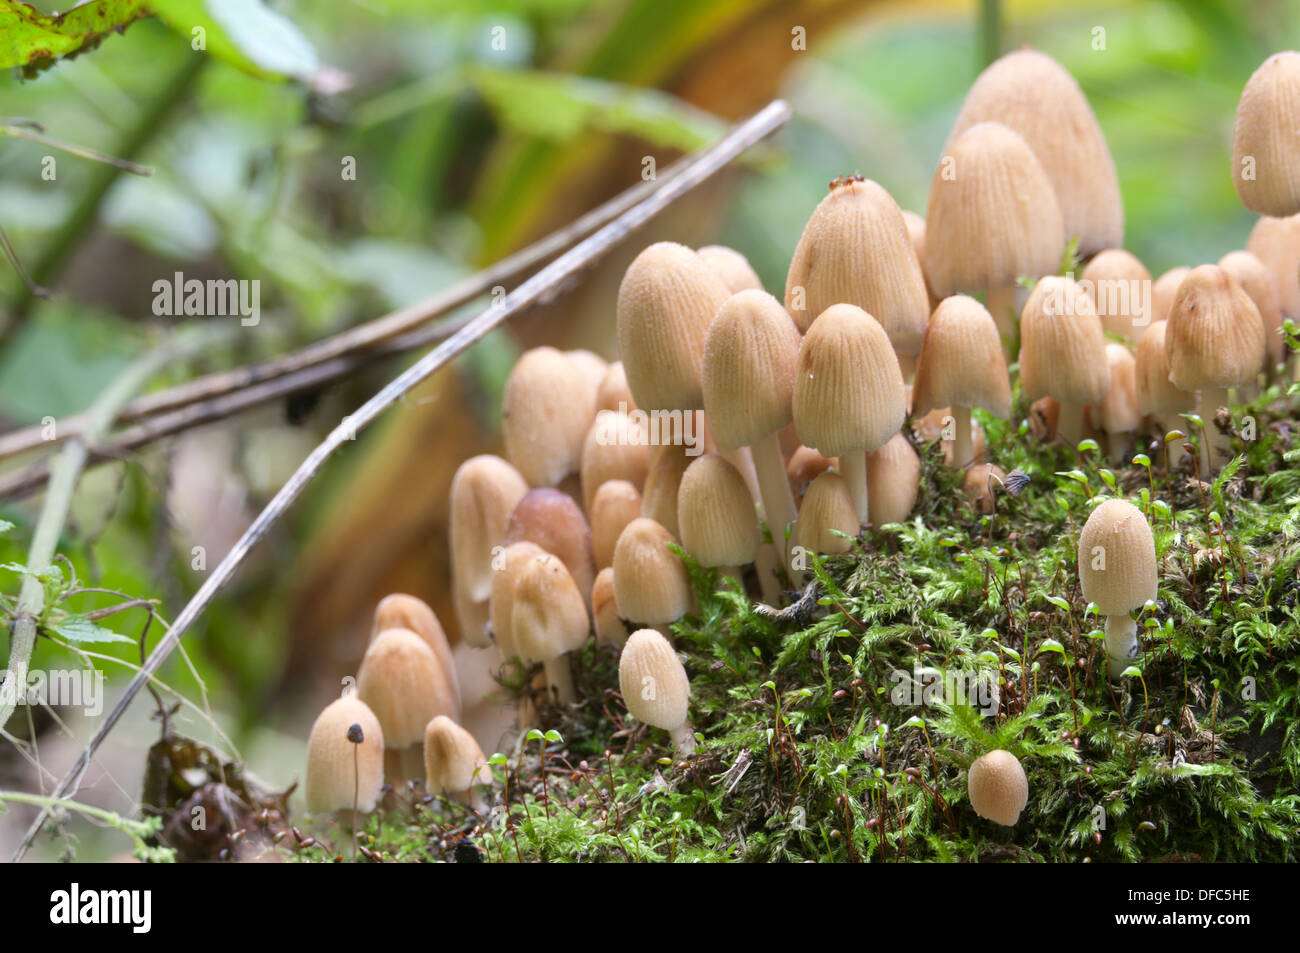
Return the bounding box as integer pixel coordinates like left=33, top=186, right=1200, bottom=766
left=754, top=544, right=783, bottom=604
left=383, top=747, right=405, bottom=788
left=401, top=746, right=426, bottom=785
left=716, top=565, right=744, bottom=591
left=1058, top=401, right=1084, bottom=448
left=951, top=404, right=973, bottom=468
left=1200, top=385, right=1232, bottom=475
left=750, top=433, right=798, bottom=557
left=670, top=721, right=697, bottom=757
left=986, top=286, right=1018, bottom=350
left=719, top=446, right=762, bottom=513
left=542, top=656, right=576, bottom=706
left=1104, top=613, right=1139, bottom=680
left=1107, top=431, right=1131, bottom=465
left=896, top=352, right=918, bottom=383
left=839, top=450, right=869, bottom=525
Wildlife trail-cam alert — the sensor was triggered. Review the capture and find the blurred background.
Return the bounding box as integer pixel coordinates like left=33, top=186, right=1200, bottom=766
left=0, top=0, right=1296, bottom=858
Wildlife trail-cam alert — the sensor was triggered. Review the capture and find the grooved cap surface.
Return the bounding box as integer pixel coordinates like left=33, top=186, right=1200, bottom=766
left=1018, top=276, right=1111, bottom=405
left=306, top=695, right=384, bottom=814
left=677, top=454, right=759, bottom=566
left=1164, top=265, right=1266, bottom=390
left=371, top=594, right=459, bottom=714
left=449, top=455, right=528, bottom=606
left=1078, top=499, right=1157, bottom=615
left=424, top=715, right=491, bottom=794
left=511, top=553, right=590, bottom=663
left=618, top=628, right=690, bottom=730
left=502, top=347, right=597, bottom=486
left=1247, top=214, right=1300, bottom=317
left=357, top=628, right=455, bottom=749
left=611, top=517, right=692, bottom=625
left=911, top=294, right=1011, bottom=418
left=1135, top=321, right=1196, bottom=415
left=794, top=470, right=859, bottom=555
left=1233, top=52, right=1300, bottom=216
left=967, top=749, right=1029, bottom=826
left=865, top=433, right=921, bottom=526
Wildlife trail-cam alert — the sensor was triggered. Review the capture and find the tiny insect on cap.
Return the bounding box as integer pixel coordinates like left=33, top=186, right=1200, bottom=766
left=611, top=517, right=692, bottom=625
left=967, top=749, right=1029, bottom=826
left=357, top=628, right=457, bottom=749
left=306, top=694, right=384, bottom=814
left=1018, top=275, right=1111, bottom=406
left=424, top=715, right=491, bottom=795
left=1164, top=264, right=1267, bottom=391
left=1077, top=499, right=1157, bottom=616
left=911, top=294, right=1011, bottom=419
left=1232, top=52, right=1300, bottom=217
left=618, top=628, right=690, bottom=731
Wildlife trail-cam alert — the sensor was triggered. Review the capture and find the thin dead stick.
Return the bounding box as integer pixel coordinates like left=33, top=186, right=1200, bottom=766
left=11, top=100, right=792, bottom=860
left=0, top=134, right=709, bottom=466
left=0, top=123, right=154, bottom=176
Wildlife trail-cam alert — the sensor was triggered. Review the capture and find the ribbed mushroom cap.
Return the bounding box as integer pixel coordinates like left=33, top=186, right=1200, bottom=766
left=677, top=454, right=759, bottom=567
left=616, top=241, right=732, bottom=411
left=784, top=177, right=930, bottom=352
left=596, top=361, right=637, bottom=413
left=1081, top=249, right=1153, bottom=341
left=502, top=347, right=597, bottom=486
left=1151, top=267, right=1191, bottom=324
left=618, top=628, right=690, bottom=731
left=591, top=479, right=642, bottom=570
left=787, top=445, right=835, bottom=502
left=1164, top=264, right=1267, bottom=390
left=592, top=567, right=627, bottom=646
left=947, top=49, right=1123, bottom=256
left=640, top=445, right=692, bottom=537
left=925, top=122, right=1065, bottom=297
left=794, top=471, right=859, bottom=555
left=911, top=295, right=1011, bottom=418
left=1232, top=52, right=1300, bottom=216
left=1247, top=214, right=1300, bottom=318
left=793, top=304, right=905, bottom=457
left=449, top=455, right=529, bottom=605
left=1135, top=321, right=1196, bottom=415
left=865, top=434, right=921, bottom=526
left=580, top=411, right=649, bottom=512
left=489, top=541, right=547, bottom=657
left=963, top=463, right=1007, bottom=516
left=566, top=349, right=609, bottom=388
left=967, top=749, right=1029, bottom=826
left=357, top=628, right=456, bottom=749
left=1078, top=499, right=1157, bottom=616
left=511, top=554, right=590, bottom=665
left=306, top=694, right=384, bottom=814
left=1098, top=343, right=1141, bottom=435
left=702, top=289, right=801, bottom=450
left=697, top=244, right=763, bottom=294
left=424, top=715, right=491, bottom=795
left=503, top=488, right=595, bottom=602
left=1018, top=276, right=1111, bottom=405
left=611, top=517, right=692, bottom=625
left=1218, top=250, right=1285, bottom=366
left=371, top=594, right=459, bottom=715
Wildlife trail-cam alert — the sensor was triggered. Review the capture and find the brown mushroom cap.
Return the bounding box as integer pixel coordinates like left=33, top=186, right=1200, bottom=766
left=424, top=715, right=491, bottom=795
left=787, top=445, right=835, bottom=502
left=1151, top=266, right=1191, bottom=324
left=611, top=517, right=692, bottom=625
left=793, top=304, right=905, bottom=457
left=449, top=455, right=529, bottom=606
left=580, top=411, right=649, bottom=512
left=357, top=628, right=456, bottom=749
left=925, top=122, right=1065, bottom=297
left=1135, top=320, right=1196, bottom=415
left=1018, top=276, right=1111, bottom=405
left=618, top=628, right=690, bottom=731
left=1218, top=250, right=1285, bottom=366
left=592, top=567, right=627, bottom=647
left=677, top=454, right=759, bottom=568
left=947, top=49, right=1123, bottom=256
left=793, top=470, right=859, bottom=556
left=697, top=244, right=763, bottom=294
left=702, top=289, right=802, bottom=450
left=1081, top=249, right=1153, bottom=341
left=590, top=479, right=643, bottom=570
left=967, top=749, right=1029, bottom=826
left=371, top=594, right=460, bottom=715
left=616, top=241, right=732, bottom=411
left=1164, top=264, right=1267, bottom=390
left=502, top=346, right=597, bottom=486
left=865, top=433, right=921, bottom=526
left=1098, top=343, right=1141, bottom=436
left=1078, top=499, right=1157, bottom=616
left=1247, top=214, right=1300, bottom=318
left=784, top=177, right=930, bottom=353
left=306, top=694, right=384, bottom=814
left=503, top=488, right=595, bottom=603
left=911, top=294, right=1011, bottom=419
left=511, top=554, right=590, bottom=664
left=1232, top=52, right=1300, bottom=217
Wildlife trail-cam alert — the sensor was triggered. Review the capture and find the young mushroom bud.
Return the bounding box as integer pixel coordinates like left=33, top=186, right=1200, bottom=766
left=592, top=566, right=628, bottom=647
left=1078, top=499, right=1157, bottom=679
left=1135, top=320, right=1196, bottom=468
left=504, top=488, right=596, bottom=605
left=793, top=470, right=859, bottom=558
left=590, top=479, right=642, bottom=570
left=358, top=628, right=458, bottom=782
left=1218, top=249, right=1285, bottom=371
left=967, top=749, right=1029, bottom=826
left=371, top=594, right=460, bottom=716
left=865, top=433, right=921, bottom=527
left=580, top=411, right=649, bottom=512
left=511, top=553, right=590, bottom=706
left=1247, top=214, right=1300, bottom=321
left=1096, top=343, right=1141, bottom=465
left=502, top=347, right=598, bottom=487
left=489, top=541, right=547, bottom=658
left=449, top=455, right=528, bottom=645
left=424, top=715, right=492, bottom=812
left=1081, top=249, right=1153, bottom=342
left=596, top=360, right=637, bottom=414
left=618, top=628, right=694, bottom=755
left=1151, top=266, right=1191, bottom=325
left=677, top=453, right=760, bottom=589
left=306, top=694, right=384, bottom=817
left=611, top=517, right=692, bottom=637
left=1232, top=52, right=1300, bottom=217
left=697, top=244, right=763, bottom=294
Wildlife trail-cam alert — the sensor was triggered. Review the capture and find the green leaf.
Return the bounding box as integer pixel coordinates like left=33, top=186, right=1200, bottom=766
left=0, top=0, right=150, bottom=74
left=153, top=0, right=321, bottom=85
left=47, top=615, right=135, bottom=645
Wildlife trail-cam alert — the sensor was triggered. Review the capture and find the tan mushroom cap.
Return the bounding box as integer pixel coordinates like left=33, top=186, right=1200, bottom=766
left=784, top=177, right=930, bottom=353
left=1218, top=250, right=1285, bottom=366
left=371, top=594, right=460, bottom=714
left=865, top=434, right=921, bottom=526
left=580, top=411, right=649, bottom=512
left=787, top=445, right=835, bottom=502
left=617, top=241, right=732, bottom=411
left=947, top=49, right=1123, bottom=256
left=611, top=517, right=692, bottom=625
left=794, top=471, right=859, bottom=556
left=1232, top=52, right=1300, bottom=217
left=967, top=749, right=1029, bottom=826
left=592, top=567, right=627, bottom=646
left=306, top=694, right=384, bottom=814
left=424, top=715, right=491, bottom=795
left=1078, top=499, right=1157, bottom=616
left=1081, top=249, right=1153, bottom=341
left=503, top=488, right=595, bottom=603
left=1018, top=275, right=1111, bottom=405
left=566, top=349, right=609, bottom=391
left=1247, top=214, right=1300, bottom=318
left=489, top=541, right=547, bottom=657
left=640, top=444, right=693, bottom=538
left=590, top=479, right=642, bottom=570
left=511, top=553, right=590, bottom=665
left=1135, top=321, right=1196, bottom=415
left=677, top=454, right=759, bottom=567
left=963, top=463, right=1007, bottom=516
left=357, top=628, right=457, bottom=749
left=1164, top=264, right=1267, bottom=390
left=596, top=361, right=637, bottom=414
left=697, top=245, right=763, bottom=294
left=618, top=628, right=690, bottom=731
left=1097, top=343, right=1141, bottom=436
left=502, top=346, right=597, bottom=486
left=449, top=455, right=529, bottom=605
left=702, top=289, right=801, bottom=450
left=1151, top=266, right=1191, bottom=325
left=911, top=294, right=1011, bottom=419
left=925, top=122, right=1065, bottom=297
left=793, top=304, right=905, bottom=458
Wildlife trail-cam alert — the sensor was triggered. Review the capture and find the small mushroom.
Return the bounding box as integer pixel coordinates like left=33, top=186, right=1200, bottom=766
left=786, top=445, right=835, bottom=503
left=697, top=244, right=763, bottom=293
left=865, top=433, right=921, bottom=526
left=639, top=445, right=693, bottom=537
left=1219, top=249, right=1285, bottom=372
left=596, top=360, right=637, bottom=414
left=424, top=715, right=492, bottom=813
left=1081, top=249, right=1153, bottom=342
left=489, top=540, right=547, bottom=659
left=504, top=488, right=596, bottom=605
left=371, top=593, right=459, bottom=715
left=1151, top=266, right=1191, bottom=325
left=967, top=749, right=1029, bottom=826
left=611, top=517, right=692, bottom=638
left=1232, top=51, right=1300, bottom=217
left=357, top=628, right=456, bottom=783
left=1135, top=320, right=1196, bottom=469
left=306, top=694, right=384, bottom=818
left=677, top=453, right=759, bottom=589
left=590, top=479, right=642, bottom=571
left=511, top=553, right=590, bottom=706
left=618, top=628, right=694, bottom=756
left=793, top=470, right=859, bottom=559
left=1095, top=342, right=1141, bottom=464
left=592, top=567, right=628, bottom=647
left=1078, top=499, right=1157, bottom=679
left=449, top=455, right=528, bottom=645
left=502, top=346, right=598, bottom=487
